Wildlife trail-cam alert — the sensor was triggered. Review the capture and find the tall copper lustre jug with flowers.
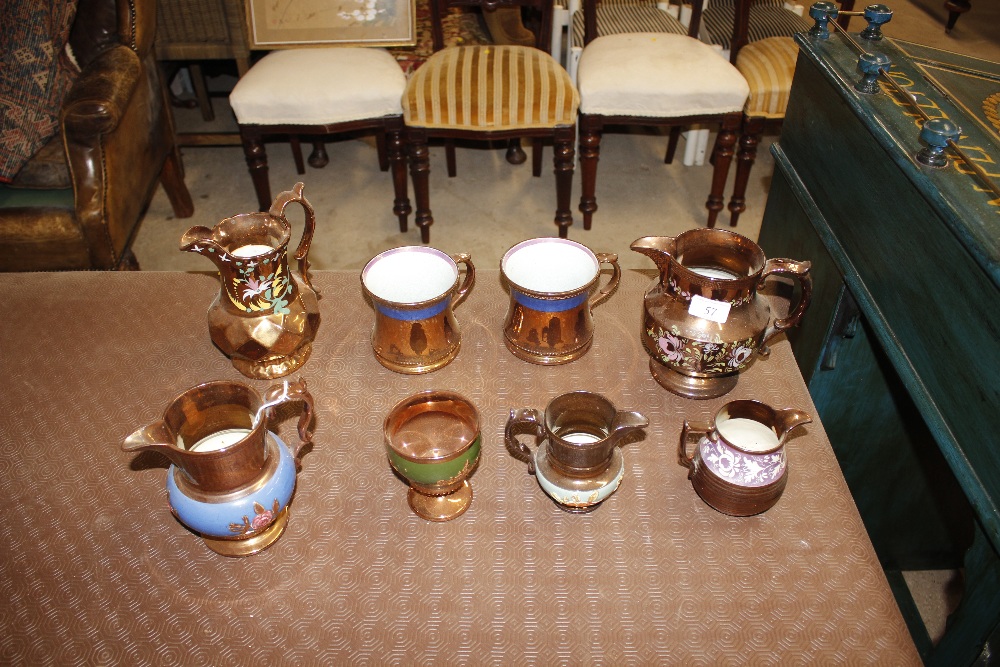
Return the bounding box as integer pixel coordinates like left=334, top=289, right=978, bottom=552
left=181, top=182, right=321, bottom=379
left=631, top=230, right=811, bottom=399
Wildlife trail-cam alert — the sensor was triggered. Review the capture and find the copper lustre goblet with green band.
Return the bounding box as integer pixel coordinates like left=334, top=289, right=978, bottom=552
left=384, top=390, right=481, bottom=521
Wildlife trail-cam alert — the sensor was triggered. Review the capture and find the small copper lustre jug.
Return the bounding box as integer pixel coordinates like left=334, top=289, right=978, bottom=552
left=181, top=182, right=321, bottom=379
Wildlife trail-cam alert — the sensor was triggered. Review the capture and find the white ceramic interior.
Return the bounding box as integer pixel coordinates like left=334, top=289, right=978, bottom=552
left=363, top=247, right=458, bottom=304
left=502, top=238, right=599, bottom=294
left=717, top=417, right=779, bottom=453
left=688, top=266, right=740, bottom=280
left=231, top=244, right=274, bottom=258
left=189, top=428, right=253, bottom=452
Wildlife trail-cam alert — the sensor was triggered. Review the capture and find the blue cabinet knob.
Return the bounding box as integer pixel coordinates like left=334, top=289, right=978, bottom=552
left=854, top=52, right=891, bottom=94
left=916, top=118, right=962, bottom=167
left=809, top=2, right=840, bottom=38
left=860, top=4, right=893, bottom=40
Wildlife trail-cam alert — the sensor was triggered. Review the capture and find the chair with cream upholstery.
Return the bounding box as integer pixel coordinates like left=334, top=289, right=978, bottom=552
left=402, top=0, right=579, bottom=242
left=229, top=48, right=411, bottom=231
left=576, top=0, right=750, bottom=230
left=723, top=0, right=853, bottom=226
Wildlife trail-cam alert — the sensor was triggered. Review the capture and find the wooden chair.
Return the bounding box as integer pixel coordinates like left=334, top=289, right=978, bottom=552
left=724, top=0, right=855, bottom=226
left=575, top=0, right=750, bottom=230
left=229, top=49, right=411, bottom=232
left=402, top=0, right=580, bottom=242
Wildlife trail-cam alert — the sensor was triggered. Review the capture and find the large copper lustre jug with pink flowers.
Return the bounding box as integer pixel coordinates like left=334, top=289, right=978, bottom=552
left=181, top=182, right=321, bottom=379
left=631, top=230, right=811, bottom=399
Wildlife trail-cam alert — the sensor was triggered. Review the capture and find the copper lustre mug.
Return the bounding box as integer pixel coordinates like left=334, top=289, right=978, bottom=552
left=677, top=399, right=811, bottom=516
left=500, top=238, right=621, bottom=364
left=384, top=390, right=482, bottom=521
left=362, top=246, right=475, bottom=374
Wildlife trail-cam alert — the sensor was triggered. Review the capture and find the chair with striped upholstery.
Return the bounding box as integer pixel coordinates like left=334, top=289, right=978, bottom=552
left=575, top=0, right=749, bottom=229
left=722, top=0, right=852, bottom=226
left=402, top=0, right=579, bottom=241
left=702, top=0, right=810, bottom=57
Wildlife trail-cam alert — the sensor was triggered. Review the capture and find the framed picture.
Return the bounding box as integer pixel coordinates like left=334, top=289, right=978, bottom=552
left=246, top=0, right=417, bottom=49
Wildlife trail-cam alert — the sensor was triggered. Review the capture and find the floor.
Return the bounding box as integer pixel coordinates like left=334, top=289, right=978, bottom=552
left=133, top=0, right=998, bottom=648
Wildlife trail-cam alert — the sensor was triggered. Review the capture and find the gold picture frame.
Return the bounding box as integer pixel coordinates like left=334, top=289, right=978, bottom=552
left=246, top=0, right=417, bottom=49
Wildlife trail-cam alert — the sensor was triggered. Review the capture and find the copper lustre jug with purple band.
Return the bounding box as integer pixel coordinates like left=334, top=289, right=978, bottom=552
left=181, top=182, right=321, bottom=379
left=631, top=230, right=812, bottom=399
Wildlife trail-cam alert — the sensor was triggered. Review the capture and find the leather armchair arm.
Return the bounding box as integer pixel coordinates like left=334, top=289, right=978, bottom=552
left=61, top=45, right=141, bottom=138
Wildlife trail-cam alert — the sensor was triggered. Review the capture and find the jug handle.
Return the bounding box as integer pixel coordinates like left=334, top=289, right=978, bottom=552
left=504, top=408, right=544, bottom=475
left=269, top=182, right=319, bottom=295
left=261, top=378, right=315, bottom=459
left=449, top=253, right=476, bottom=310
left=758, top=258, right=813, bottom=354
left=678, top=420, right=711, bottom=479
left=589, top=253, right=621, bottom=310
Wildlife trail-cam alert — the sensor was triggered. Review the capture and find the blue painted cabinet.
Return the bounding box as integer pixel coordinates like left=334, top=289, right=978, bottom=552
left=757, top=33, right=1000, bottom=665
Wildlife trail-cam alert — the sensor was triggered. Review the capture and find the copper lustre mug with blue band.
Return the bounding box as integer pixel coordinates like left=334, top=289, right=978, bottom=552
left=362, top=246, right=475, bottom=374
left=501, top=238, right=621, bottom=364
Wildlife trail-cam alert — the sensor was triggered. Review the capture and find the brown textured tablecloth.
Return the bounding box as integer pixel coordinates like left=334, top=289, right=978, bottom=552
left=0, top=270, right=919, bottom=665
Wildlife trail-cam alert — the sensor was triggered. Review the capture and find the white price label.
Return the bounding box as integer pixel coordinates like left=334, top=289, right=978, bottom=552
left=688, top=294, right=731, bottom=324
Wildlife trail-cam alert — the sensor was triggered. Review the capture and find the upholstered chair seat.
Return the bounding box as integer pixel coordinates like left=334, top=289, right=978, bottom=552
left=736, top=35, right=797, bottom=118
left=568, top=4, right=686, bottom=80
left=575, top=26, right=749, bottom=229
left=229, top=47, right=410, bottom=229
left=578, top=33, right=750, bottom=116
left=403, top=45, right=579, bottom=131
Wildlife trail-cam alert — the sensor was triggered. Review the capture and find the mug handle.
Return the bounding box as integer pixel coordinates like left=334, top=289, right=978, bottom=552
left=261, top=378, right=315, bottom=459
left=450, top=253, right=476, bottom=310
left=589, top=252, right=621, bottom=310
left=758, top=258, right=812, bottom=355
left=504, top=408, right=544, bottom=474
left=678, top=420, right=711, bottom=478
left=269, top=182, right=319, bottom=295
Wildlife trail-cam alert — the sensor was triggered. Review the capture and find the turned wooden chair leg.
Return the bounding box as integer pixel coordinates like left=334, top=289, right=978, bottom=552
left=664, top=126, right=682, bottom=164
left=408, top=128, right=433, bottom=244
left=376, top=130, right=389, bottom=172
left=577, top=115, right=601, bottom=231
left=160, top=146, right=194, bottom=218
left=387, top=120, right=411, bottom=233
left=240, top=128, right=272, bottom=212
left=705, top=114, right=740, bottom=229
left=728, top=116, right=764, bottom=228
left=308, top=141, right=329, bottom=168
left=290, top=137, right=306, bottom=175
left=532, top=138, right=543, bottom=177
left=553, top=126, right=575, bottom=238
left=445, top=139, right=457, bottom=178
left=506, top=138, right=527, bottom=165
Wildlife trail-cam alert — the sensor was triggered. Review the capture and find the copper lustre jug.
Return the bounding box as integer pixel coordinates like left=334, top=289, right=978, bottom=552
left=181, top=182, right=321, bottom=379
left=631, top=230, right=812, bottom=399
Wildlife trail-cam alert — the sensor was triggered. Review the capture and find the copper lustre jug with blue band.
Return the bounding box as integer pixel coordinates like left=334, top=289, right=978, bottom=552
left=631, top=230, right=812, bottom=399
left=180, top=182, right=321, bottom=380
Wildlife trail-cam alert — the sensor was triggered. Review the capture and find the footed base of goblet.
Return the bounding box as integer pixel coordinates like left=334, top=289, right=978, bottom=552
left=408, top=480, right=473, bottom=521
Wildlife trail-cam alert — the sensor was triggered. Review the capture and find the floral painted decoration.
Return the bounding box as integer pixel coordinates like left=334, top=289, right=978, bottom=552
left=648, top=324, right=757, bottom=375
left=229, top=499, right=282, bottom=535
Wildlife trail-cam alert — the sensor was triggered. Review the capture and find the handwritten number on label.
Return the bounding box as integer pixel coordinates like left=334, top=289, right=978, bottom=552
left=688, top=295, right=731, bottom=324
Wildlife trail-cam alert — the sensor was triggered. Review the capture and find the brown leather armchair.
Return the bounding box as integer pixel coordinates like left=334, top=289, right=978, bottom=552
left=0, top=0, right=193, bottom=271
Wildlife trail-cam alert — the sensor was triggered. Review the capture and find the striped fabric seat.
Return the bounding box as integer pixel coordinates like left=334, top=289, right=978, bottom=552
left=571, top=3, right=687, bottom=48
left=735, top=35, right=797, bottom=118
left=403, top=45, right=579, bottom=130
left=703, top=1, right=811, bottom=50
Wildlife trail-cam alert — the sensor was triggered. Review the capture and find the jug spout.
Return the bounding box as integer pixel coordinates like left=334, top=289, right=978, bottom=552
left=630, top=236, right=676, bottom=282
left=123, top=421, right=187, bottom=468
left=609, top=410, right=649, bottom=447
left=775, top=408, right=812, bottom=440
left=179, top=226, right=228, bottom=266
